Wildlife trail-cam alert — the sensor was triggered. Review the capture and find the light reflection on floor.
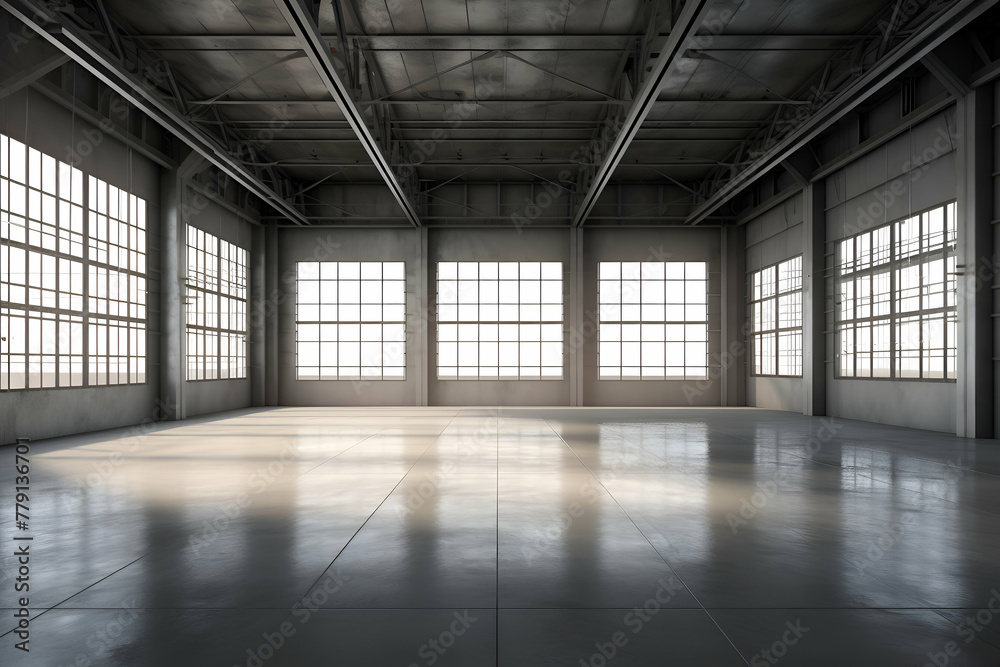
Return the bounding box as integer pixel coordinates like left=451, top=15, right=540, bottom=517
left=2, top=407, right=1000, bottom=665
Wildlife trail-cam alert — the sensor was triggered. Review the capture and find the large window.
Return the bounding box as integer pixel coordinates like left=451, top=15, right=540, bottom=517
left=836, top=202, right=957, bottom=380
left=598, top=262, right=708, bottom=380
left=750, top=256, right=802, bottom=376
left=1, top=133, right=146, bottom=390
left=296, top=261, right=406, bottom=380
left=436, top=261, right=563, bottom=379
left=185, top=227, right=248, bottom=380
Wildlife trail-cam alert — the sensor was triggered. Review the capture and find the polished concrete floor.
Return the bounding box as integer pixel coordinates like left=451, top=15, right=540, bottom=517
left=2, top=407, right=1000, bottom=666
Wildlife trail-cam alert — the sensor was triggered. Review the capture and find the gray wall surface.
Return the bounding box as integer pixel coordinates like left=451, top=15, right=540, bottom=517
left=823, top=108, right=958, bottom=434
left=274, top=226, right=725, bottom=407
left=828, top=378, right=957, bottom=433
left=277, top=227, right=422, bottom=406
left=428, top=228, right=571, bottom=406
left=183, top=194, right=254, bottom=417
left=583, top=227, right=722, bottom=407
left=0, top=87, right=162, bottom=445
left=744, top=194, right=806, bottom=413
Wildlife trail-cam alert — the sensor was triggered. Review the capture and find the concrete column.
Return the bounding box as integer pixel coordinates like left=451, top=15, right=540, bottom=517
left=720, top=224, right=746, bottom=407
left=569, top=227, right=584, bottom=406
left=415, top=227, right=428, bottom=406
left=250, top=224, right=266, bottom=407
left=802, top=183, right=827, bottom=416
left=264, top=223, right=280, bottom=406
left=158, top=167, right=185, bottom=420
left=956, top=89, right=994, bottom=438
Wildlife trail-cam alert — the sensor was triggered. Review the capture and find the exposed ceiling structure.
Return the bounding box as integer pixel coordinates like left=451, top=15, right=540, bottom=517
left=3, top=0, right=999, bottom=226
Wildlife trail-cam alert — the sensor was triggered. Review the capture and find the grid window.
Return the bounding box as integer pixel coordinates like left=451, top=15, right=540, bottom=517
left=437, top=261, right=562, bottom=379
left=1, top=133, right=145, bottom=390
left=749, top=256, right=802, bottom=376
left=185, top=227, right=249, bottom=380
left=296, top=262, right=406, bottom=380
left=836, top=202, right=956, bottom=380
left=598, top=261, right=707, bottom=380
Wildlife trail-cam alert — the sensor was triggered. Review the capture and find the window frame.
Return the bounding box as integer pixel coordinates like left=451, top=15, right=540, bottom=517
left=748, top=255, right=803, bottom=378
left=184, top=226, right=249, bottom=382
left=1, top=133, right=147, bottom=392
left=435, top=261, right=564, bottom=381
left=597, top=261, right=709, bottom=381
left=835, top=202, right=957, bottom=382
left=295, top=261, right=407, bottom=381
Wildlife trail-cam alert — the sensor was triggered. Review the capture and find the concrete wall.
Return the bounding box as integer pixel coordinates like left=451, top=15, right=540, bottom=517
left=744, top=194, right=806, bottom=413
left=994, top=83, right=1000, bottom=436
left=830, top=378, right=956, bottom=432
left=582, top=227, right=722, bottom=407
left=183, top=194, right=253, bottom=417
left=273, top=225, right=725, bottom=407
left=0, top=87, right=162, bottom=445
left=429, top=228, right=571, bottom=406
left=277, top=227, right=422, bottom=406
left=823, top=107, right=959, bottom=434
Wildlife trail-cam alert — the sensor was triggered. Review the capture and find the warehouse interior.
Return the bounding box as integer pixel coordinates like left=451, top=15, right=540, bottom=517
left=2, top=0, right=1000, bottom=664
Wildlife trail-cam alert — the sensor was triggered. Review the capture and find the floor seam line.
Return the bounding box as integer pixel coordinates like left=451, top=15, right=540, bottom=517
left=541, top=417, right=752, bottom=667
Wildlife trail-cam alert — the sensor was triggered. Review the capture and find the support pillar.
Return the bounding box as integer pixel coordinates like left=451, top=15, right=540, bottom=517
left=720, top=224, right=746, bottom=406
left=264, top=223, right=280, bottom=406
left=956, top=88, right=994, bottom=437
left=569, top=227, right=584, bottom=406
left=415, top=227, right=428, bottom=406
left=159, top=166, right=185, bottom=420
left=803, top=183, right=827, bottom=416
left=250, top=224, right=266, bottom=407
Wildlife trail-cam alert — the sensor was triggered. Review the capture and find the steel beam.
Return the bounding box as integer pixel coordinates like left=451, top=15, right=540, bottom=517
left=277, top=0, right=421, bottom=227
left=969, top=57, right=1000, bottom=88
left=685, top=0, right=998, bottom=226
left=571, top=0, right=712, bottom=228
left=189, top=97, right=807, bottom=106
left=0, top=0, right=311, bottom=225
left=136, top=33, right=866, bottom=53
left=0, top=52, right=67, bottom=99
left=922, top=52, right=972, bottom=98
